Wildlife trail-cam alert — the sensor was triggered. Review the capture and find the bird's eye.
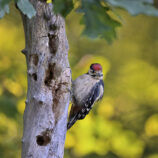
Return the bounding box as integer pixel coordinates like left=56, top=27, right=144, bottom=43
left=90, top=69, right=94, bottom=73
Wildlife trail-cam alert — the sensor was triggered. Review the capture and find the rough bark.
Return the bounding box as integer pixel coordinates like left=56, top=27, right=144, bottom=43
left=20, top=1, right=71, bottom=158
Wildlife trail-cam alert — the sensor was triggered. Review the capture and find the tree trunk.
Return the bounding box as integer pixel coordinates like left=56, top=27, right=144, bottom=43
left=20, top=1, right=71, bottom=158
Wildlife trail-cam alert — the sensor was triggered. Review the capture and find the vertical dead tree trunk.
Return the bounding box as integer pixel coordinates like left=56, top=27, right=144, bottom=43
left=20, top=1, right=71, bottom=158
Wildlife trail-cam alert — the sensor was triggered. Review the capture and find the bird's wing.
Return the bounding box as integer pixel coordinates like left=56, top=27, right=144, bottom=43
left=78, top=80, right=104, bottom=119
left=67, top=104, right=81, bottom=129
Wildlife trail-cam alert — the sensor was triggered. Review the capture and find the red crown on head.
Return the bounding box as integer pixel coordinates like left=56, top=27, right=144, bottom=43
left=90, top=63, right=102, bottom=71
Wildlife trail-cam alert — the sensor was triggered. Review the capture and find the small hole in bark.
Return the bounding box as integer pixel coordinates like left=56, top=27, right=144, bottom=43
left=48, top=33, right=56, bottom=39
left=29, top=54, right=39, bottom=66
left=48, top=33, right=59, bottom=54
left=32, top=73, right=37, bottom=81
left=49, top=24, right=57, bottom=31
left=33, top=55, right=39, bottom=66
left=36, top=135, right=44, bottom=145
left=36, top=135, right=51, bottom=146
left=38, top=0, right=47, bottom=2
left=44, top=63, right=55, bottom=86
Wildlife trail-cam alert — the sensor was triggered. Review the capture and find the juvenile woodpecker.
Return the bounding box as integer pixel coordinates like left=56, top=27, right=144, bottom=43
left=67, top=63, right=104, bottom=129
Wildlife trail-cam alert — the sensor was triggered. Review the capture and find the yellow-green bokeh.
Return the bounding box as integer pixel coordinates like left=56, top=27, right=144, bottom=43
left=0, top=5, right=158, bottom=158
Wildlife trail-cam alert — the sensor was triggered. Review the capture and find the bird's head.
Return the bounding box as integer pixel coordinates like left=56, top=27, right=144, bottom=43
left=88, top=63, right=103, bottom=79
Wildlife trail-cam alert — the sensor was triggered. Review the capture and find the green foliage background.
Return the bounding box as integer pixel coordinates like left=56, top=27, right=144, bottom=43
left=0, top=4, right=158, bottom=158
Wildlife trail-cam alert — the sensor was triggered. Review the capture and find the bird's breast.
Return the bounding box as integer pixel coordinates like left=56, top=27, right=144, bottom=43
left=72, top=74, right=99, bottom=106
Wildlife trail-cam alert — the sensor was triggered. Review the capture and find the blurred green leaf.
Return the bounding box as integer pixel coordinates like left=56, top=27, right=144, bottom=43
left=0, top=0, right=11, bottom=7
left=106, top=0, right=158, bottom=16
left=0, top=4, right=9, bottom=19
left=53, top=0, right=74, bottom=17
left=0, top=0, right=11, bottom=19
left=77, top=0, right=121, bottom=43
left=17, top=0, right=36, bottom=19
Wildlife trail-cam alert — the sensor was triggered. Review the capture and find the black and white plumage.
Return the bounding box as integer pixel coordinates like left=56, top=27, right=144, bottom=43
left=67, top=63, right=104, bottom=130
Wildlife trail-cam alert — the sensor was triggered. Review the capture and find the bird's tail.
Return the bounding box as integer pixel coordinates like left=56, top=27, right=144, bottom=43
left=67, top=114, right=77, bottom=130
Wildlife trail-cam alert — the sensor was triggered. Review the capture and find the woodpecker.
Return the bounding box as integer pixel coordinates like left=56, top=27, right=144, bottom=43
left=67, top=63, right=104, bottom=129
